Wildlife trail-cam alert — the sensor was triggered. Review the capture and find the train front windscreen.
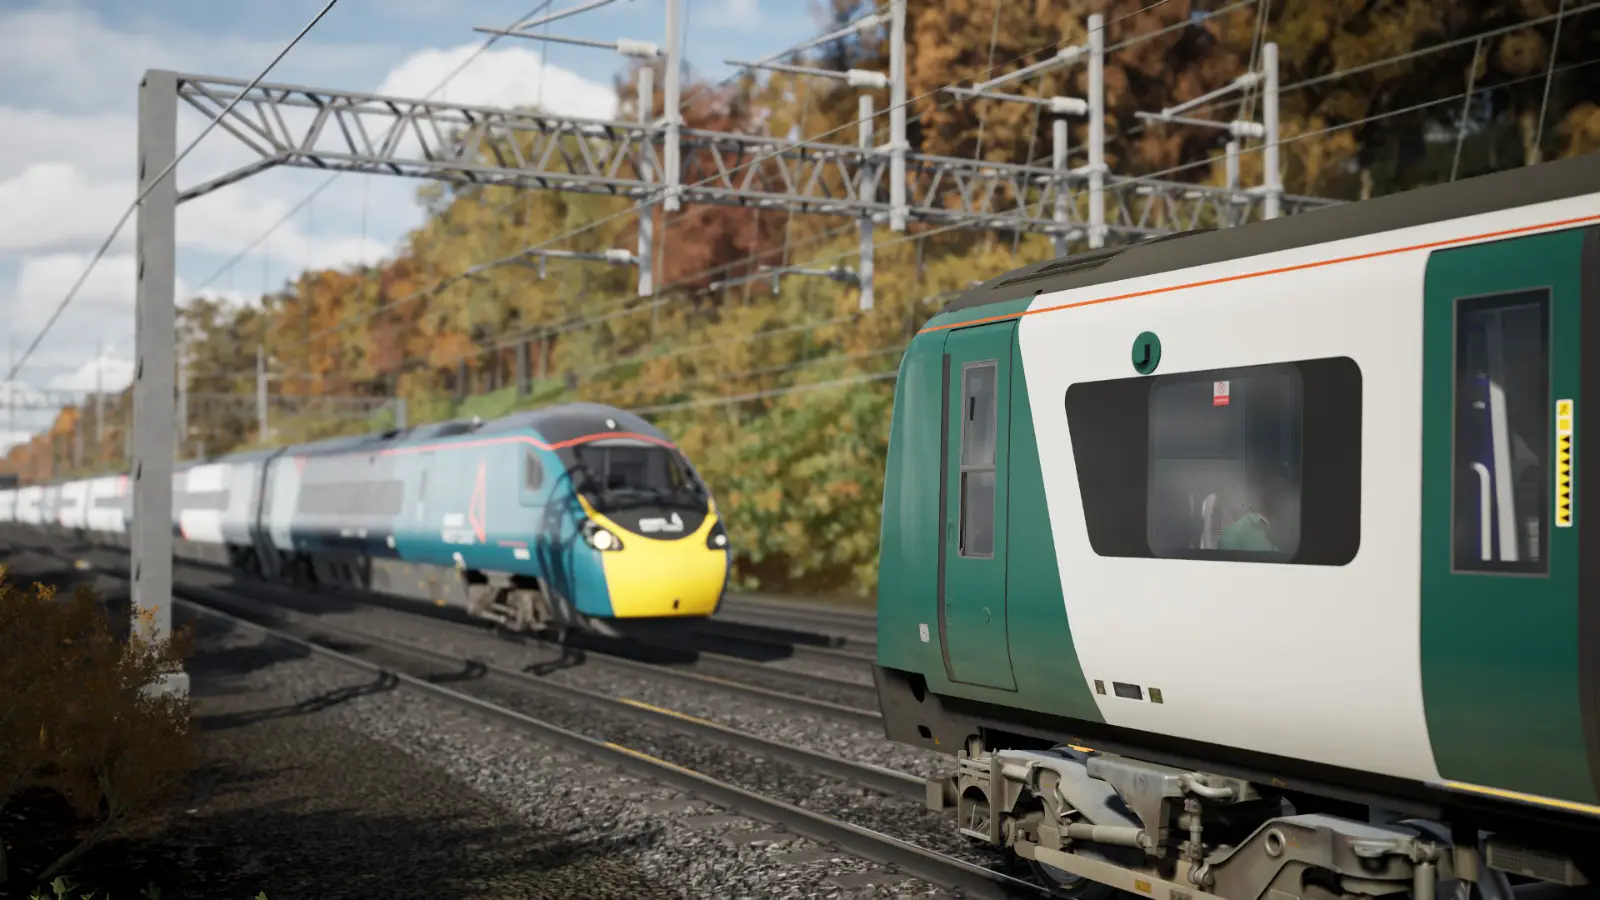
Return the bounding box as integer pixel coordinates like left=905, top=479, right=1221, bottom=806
left=572, top=444, right=709, bottom=531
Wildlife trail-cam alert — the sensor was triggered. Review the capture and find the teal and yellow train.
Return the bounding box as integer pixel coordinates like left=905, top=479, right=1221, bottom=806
left=873, top=153, right=1600, bottom=899
left=0, top=401, right=732, bottom=637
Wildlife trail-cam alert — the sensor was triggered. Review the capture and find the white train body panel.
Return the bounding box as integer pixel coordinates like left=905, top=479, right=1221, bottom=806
left=264, top=455, right=300, bottom=552
left=86, top=476, right=127, bottom=533
left=220, top=460, right=263, bottom=546
left=58, top=480, right=89, bottom=529
left=1019, top=190, right=1600, bottom=787
left=39, top=485, right=59, bottom=527
left=177, top=464, right=227, bottom=545
left=17, top=486, right=42, bottom=525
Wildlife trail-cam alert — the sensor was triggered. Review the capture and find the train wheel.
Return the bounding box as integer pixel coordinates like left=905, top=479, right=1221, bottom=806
left=1023, top=859, right=1118, bottom=900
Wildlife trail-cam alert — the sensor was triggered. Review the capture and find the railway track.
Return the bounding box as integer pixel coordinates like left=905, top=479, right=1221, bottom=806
left=12, top=528, right=883, bottom=717
left=209, top=557, right=887, bottom=723
left=11, top=533, right=888, bottom=726
left=167, top=551, right=885, bottom=712
left=11, top=538, right=1048, bottom=895
left=684, top=628, right=879, bottom=666
left=208, top=587, right=924, bottom=802
left=528, top=630, right=883, bottom=724
left=695, top=601, right=880, bottom=656
left=148, top=581, right=1050, bottom=898
left=719, top=592, right=878, bottom=625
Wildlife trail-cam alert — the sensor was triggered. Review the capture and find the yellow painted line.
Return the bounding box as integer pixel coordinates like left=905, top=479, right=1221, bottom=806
left=616, top=696, right=715, bottom=727
left=1439, top=780, right=1600, bottom=817
left=604, top=740, right=701, bottom=777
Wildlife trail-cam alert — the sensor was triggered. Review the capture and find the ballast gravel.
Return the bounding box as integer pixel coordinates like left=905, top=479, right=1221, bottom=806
left=241, top=580, right=955, bottom=782
left=180, top=608, right=962, bottom=899
left=206, top=586, right=1003, bottom=874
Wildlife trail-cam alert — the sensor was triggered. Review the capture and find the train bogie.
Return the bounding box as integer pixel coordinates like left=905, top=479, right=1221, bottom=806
left=875, top=153, right=1600, bottom=897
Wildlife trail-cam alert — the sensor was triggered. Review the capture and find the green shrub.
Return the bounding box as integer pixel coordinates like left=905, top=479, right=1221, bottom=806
left=0, top=568, right=196, bottom=889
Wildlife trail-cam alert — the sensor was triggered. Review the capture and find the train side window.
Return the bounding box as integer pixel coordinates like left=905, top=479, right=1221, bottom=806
left=1451, top=289, right=1550, bottom=575
left=524, top=449, right=544, bottom=492
left=1148, top=366, right=1303, bottom=562
left=1066, top=356, right=1362, bottom=566
left=959, top=360, right=998, bottom=558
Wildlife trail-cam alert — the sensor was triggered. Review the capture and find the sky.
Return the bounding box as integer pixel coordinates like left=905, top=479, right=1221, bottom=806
left=0, top=0, right=823, bottom=453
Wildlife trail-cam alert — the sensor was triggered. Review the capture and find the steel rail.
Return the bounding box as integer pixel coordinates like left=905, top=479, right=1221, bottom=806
left=698, top=612, right=880, bottom=650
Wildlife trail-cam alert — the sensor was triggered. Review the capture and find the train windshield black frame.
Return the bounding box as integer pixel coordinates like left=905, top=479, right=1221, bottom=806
left=571, top=443, right=705, bottom=511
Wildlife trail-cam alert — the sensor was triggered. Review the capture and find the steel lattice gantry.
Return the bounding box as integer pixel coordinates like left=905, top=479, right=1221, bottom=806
left=173, top=72, right=1338, bottom=239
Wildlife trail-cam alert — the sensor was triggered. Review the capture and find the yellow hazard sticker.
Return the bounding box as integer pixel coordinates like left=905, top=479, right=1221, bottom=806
left=1556, top=399, right=1574, bottom=528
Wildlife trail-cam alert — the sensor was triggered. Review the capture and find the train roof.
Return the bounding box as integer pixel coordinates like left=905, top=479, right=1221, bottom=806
left=205, top=448, right=279, bottom=464
left=477, top=401, right=673, bottom=446
left=938, top=151, right=1600, bottom=318
left=0, top=404, right=682, bottom=492
left=232, top=401, right=674, bottom=461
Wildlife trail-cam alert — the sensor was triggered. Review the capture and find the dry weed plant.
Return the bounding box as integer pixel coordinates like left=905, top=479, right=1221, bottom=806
left=0, top=565, right=197, bottom=891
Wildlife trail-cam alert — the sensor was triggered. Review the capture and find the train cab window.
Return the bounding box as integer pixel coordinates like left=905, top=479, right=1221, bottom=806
left=1066, top=356, right=1362, bottom=566
left=572, top=444, right=705, bottom=512
left=523, top=449, right=544, bottom=492
left=959, top=361, right=998, bottom=558
left=1451, top=290, right=1550, bottom=575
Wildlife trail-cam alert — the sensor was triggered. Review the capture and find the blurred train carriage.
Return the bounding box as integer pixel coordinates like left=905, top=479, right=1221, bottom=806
left=0, top=402, right=732, bottom=638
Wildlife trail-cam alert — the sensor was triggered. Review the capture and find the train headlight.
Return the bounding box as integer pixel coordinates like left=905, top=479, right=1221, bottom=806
left=706, top=520, right=729, bottom=550
left=581, top=519, right=624, bottom=552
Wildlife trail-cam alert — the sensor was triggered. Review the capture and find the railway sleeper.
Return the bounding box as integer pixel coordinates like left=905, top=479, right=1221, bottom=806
left=935, top=743, right=1585, bottom=900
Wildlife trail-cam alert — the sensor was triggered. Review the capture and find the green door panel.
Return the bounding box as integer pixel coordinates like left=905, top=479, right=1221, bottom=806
left=877, top=337, right=950, bottom=670
left=1420, top=227, right=1596, bottom=804
left=941, top=322, right=1018, bottom=690
left=877, top=297, right=1100, bottom=723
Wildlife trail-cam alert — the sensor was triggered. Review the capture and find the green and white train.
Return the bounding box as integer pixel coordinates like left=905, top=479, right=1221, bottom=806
left=872, top=152, right=1600, bottom=900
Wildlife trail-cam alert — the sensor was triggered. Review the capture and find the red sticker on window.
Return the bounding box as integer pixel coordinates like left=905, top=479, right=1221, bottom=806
left=1213, top=381, right=1230, bottom=407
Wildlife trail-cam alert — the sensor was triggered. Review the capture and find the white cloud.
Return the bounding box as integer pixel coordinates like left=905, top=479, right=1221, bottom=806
left=0, top=161, right=394, bottom=268
left=721, top=0, right=762, bottom=27
left=376, top=43, right=619, bottom=121
left=0, top=107, right=133, bottom=180
left=0, top=163, right=134, bottom=255
left=48, top=354, right=134, bottom=394
left=0, top=6, right=395, bottom=114
left=0, top=429, right=35, bottom=457
left=10, top=253, right=147, bottom=344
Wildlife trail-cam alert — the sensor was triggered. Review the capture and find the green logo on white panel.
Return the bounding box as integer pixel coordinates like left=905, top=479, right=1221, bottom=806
left=1132, top=331, right=1161, bottom=375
